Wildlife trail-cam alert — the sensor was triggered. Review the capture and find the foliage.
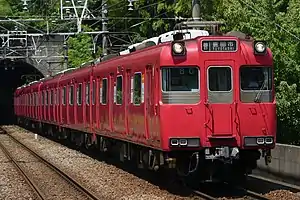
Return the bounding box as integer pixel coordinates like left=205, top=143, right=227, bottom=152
left=66, top=25, right=100, bottom=68
left=5, top=0, right=300, bottom=144
left=276, top=81, right=300, bottom=144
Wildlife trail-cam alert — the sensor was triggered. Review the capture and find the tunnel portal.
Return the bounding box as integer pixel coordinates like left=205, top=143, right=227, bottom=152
left=0, top=60, right=44, bottom=125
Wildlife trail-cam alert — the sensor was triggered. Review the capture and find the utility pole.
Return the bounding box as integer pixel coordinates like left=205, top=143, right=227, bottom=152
left=102, top=0, right=108, bottom=56
left=192, top=0, right=200, bottom=21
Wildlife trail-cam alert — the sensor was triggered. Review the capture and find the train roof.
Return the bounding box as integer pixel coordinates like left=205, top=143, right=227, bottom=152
left=16, top=29, right=211, bottom=91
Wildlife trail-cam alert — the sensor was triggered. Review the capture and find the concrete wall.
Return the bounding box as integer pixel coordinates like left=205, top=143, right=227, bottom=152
left=257, top=143, right=300, bottom=182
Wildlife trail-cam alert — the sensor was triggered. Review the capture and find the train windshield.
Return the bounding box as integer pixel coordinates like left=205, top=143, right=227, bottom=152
left=161, top=67, right=200, bottom=104
left=240, top=67, right=272, bottom=91
left=240, top=66, right=273, bottom=103
left=161, top=67, right=199, bottom=92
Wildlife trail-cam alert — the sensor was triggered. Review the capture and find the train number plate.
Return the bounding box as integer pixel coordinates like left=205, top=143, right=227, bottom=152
left=201, top=40, right=237, bottom=52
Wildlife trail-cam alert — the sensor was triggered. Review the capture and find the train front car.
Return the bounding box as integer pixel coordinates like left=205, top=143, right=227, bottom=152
left=159, top=32, right=276, bottom=182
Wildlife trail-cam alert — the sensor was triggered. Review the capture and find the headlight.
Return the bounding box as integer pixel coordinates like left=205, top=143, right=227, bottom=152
left=255, top=42, right=266, bottom=53
left=256, top=137, right=264, bottom=145
left=254, top=41, right=267, bottom=55
left=172, top=43, right=184, bottom=54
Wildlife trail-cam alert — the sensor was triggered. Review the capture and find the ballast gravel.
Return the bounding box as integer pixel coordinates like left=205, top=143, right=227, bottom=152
left=3, top=126, right=195, bottom=200
left=0, top=134, right=92, bottom=200
left=3, top=125, right=300, bottom=200
left=0, top=143, right=38, bottom=200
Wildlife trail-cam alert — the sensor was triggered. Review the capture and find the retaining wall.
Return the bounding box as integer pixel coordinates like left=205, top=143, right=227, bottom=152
left=256, top=143, right=300, bottom=183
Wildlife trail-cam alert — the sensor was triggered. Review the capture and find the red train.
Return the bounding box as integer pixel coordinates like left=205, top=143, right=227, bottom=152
left=14, top=25, right=276, bottom=182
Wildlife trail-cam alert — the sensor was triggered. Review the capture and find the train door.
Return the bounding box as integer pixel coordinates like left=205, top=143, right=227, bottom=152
left=109, top=73, right=114, bottom=132
left=61, top=85, right=67, bottom=125
left=113, top=71, right=126, bottom=135
left=128, top=71, right=145, bottom=141
left=91, top=79, right=96, bottom=131
left=76, top=82, right=83, bottom=128
left=125, top=69, right=131, bottom=135
left=99, top=77, right=109, bottom=131
left=204, top=61, right=235, bottom=139
left=69, top=82, right=75, bottom=125
left=145, top=65, right=153, bottom=140
left=84, top=80, right=90, bottom=129
left=50, top=89, right=53, bottom=122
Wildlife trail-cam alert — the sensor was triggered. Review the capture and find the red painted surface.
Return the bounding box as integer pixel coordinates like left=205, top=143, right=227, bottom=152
left=14, top=35, right=276, bottom=152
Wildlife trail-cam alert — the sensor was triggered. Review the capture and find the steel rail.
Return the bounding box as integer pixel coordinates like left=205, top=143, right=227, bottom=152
left=0, top=131, right=46, bottom=200
left=192, top=189, right=218, bottom=200
left=4, top=129, right=102, bottom=200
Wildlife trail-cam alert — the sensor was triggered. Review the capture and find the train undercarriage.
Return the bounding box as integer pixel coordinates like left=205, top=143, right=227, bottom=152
left=18, top=117, right=272, bottom=184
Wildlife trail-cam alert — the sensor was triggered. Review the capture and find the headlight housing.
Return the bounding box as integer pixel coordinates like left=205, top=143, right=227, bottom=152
left=171, top=41, right=186, bottom=56
left=254, top=41, right=267, bottom=55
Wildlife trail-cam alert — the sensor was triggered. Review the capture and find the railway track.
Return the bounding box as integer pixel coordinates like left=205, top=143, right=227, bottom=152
left=0, top=128, right=102, bottom=200
left=188, top=180, right=274, bottom=200
left=192, top=187, right=272, bottom=200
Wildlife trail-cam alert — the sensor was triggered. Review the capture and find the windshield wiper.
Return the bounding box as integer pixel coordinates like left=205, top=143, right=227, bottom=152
left=254, top=80, right=266, bottom=103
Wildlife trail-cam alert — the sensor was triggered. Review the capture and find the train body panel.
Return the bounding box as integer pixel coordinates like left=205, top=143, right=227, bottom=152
left=14, top=29, right=276, bottom=182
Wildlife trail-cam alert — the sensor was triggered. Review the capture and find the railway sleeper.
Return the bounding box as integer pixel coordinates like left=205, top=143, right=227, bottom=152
left=18, top=118, right=264, bottom=184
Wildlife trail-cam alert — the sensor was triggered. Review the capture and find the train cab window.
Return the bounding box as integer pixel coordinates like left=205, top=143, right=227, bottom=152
left=92, top=80, right=96, bottom=105
left=101, top=78, right=107, bottom=105
left=86, top=82, right=90, bottom=105
left=133, top=73, right=142, bottom=105
left=208, top=67, right=232, bottom=91
left=240, top=67, right=272, bottom=90
left=116, top=76, right=123, bottom=105
left=161, top=67, right=200, bottom=104
left=207, top=66, right=233, bottom=103
left=77, top=83, right=82, bottom=105
left=69, top=85, right=74, bottom=105
left=62, top=86, right=66, bottom=105
left=240, top=66, right=272, bottom=103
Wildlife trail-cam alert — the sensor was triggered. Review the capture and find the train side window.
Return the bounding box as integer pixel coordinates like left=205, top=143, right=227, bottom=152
left=53, top=90, right=56, bottom=105
left=116, top=76, right=123, bottom=105
left=77, top=83, right=82, bottom=105
left=86, top=82, right=90, bottom=105
left=42, top=91, right=44, bottom=105
left=69, top=85, right=74, bottom=105
left=92, top=80, right=96, bottom=105
left=62, top=86, right=66, bottom=105
left=57, top=88, right=59, bottom=105
left=33, top=94, right=35, bottom=105
left=133, top=73, right=142, bottom=105
left=48, top=90, right=51, bottom=105
left=50, top=90, right=54, bottom=105
left=45, top=91, right=48, bottom=105
left=101, top=78, right=107, bottom=105
left=208, top=67, right=232, bottom=91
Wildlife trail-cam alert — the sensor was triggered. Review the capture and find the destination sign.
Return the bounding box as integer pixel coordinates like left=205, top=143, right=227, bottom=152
left=201, top=40, right=237, bottom=52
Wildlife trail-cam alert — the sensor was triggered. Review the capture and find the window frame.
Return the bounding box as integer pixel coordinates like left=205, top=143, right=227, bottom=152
left=240, top=65, right=273, bottom=92
left=69, top=84, right=74, bottom=105
left=100, top=78, right=108, bottom=105
left=116, top=75, right=123, bottom=105
left=92, top=80, right=96, bottom=105
left=207, top=66, right=233, bottom=92
left=62, top=86, right=66, bottom=105
left=160, top=66, right=200, bottom=93
left=86, top=81, right=90, bottom=105
left=77, top=83, right=82, bottom=106
left=133, top=72, right=142, bottom=106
